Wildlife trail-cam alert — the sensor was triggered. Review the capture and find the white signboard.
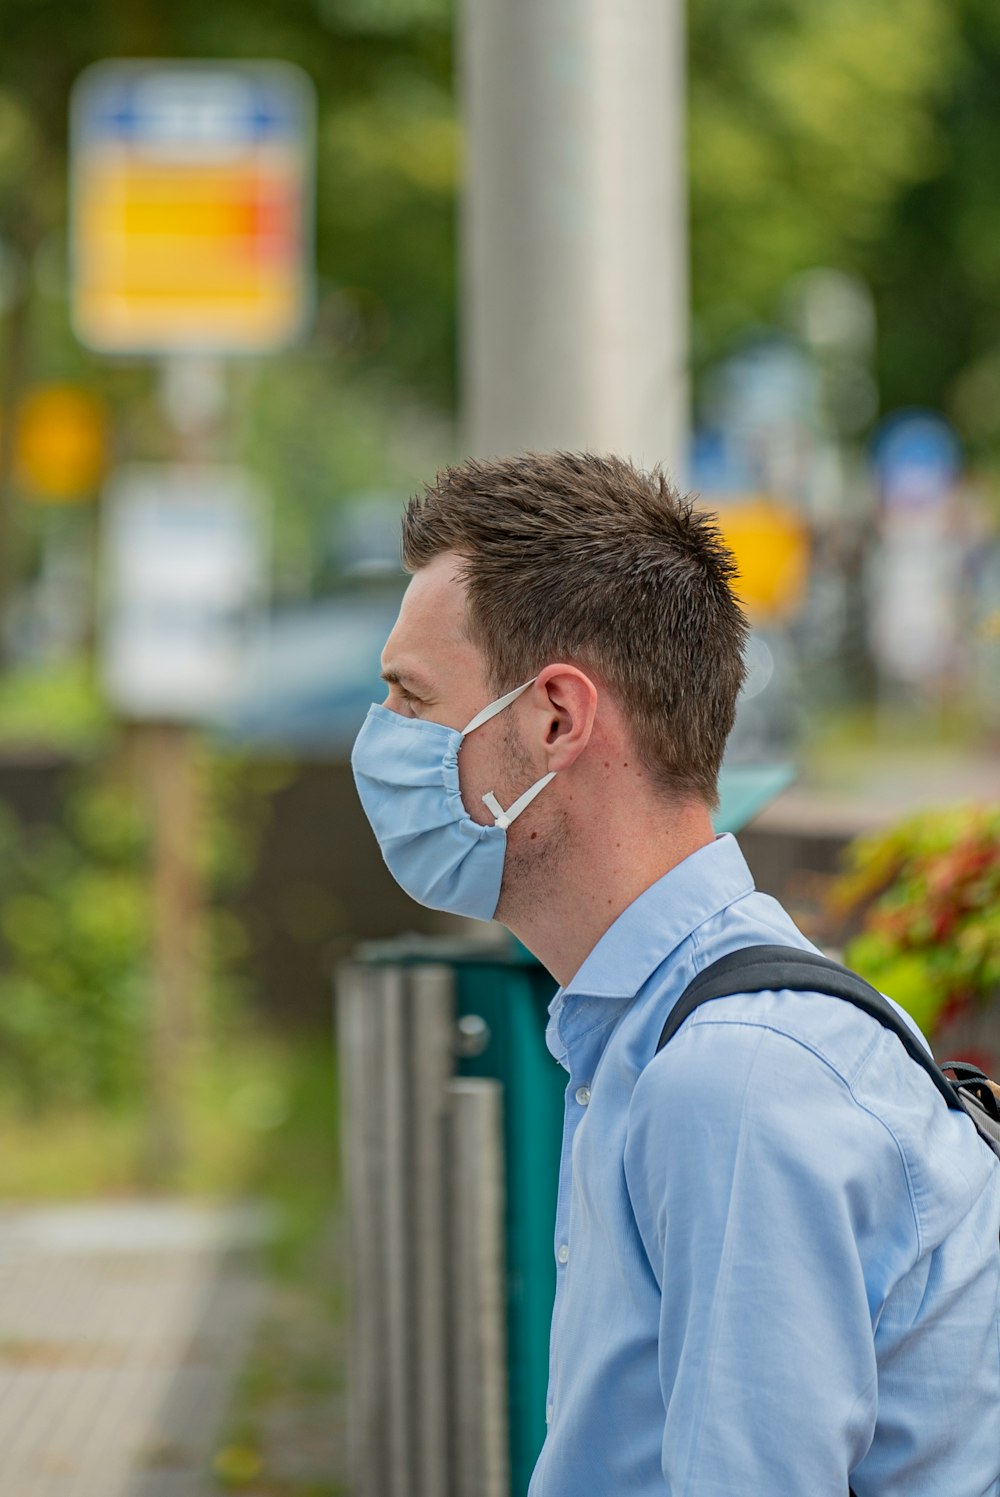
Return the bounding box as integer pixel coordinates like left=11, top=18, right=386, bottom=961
left=101, top=465, right=267, bottom=720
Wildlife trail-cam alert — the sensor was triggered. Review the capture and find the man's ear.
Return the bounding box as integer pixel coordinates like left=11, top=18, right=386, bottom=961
left=530, top=664, right=599, bottom=771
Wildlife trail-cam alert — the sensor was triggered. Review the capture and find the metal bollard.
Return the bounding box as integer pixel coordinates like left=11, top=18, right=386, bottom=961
left=447, top=1077, right=510, bottom=1497
left=337, top=960, right=510, bottom=1497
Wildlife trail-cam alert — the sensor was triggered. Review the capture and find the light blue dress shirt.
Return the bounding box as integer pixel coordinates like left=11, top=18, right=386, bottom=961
left=529, top=835, right=1000, bottom=1497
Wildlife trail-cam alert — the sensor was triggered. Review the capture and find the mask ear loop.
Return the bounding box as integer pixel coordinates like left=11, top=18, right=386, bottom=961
left=461, top=678, right=536, bottom=737
left=482, top=773, right=557, bottom=831
left=463, top=675, right=557, bottom=828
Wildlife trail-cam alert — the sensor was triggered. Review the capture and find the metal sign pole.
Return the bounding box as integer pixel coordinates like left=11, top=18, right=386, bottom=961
left=138, top=355, right=223, bottom=1182
left=139, top=716, right=201, bottom=1181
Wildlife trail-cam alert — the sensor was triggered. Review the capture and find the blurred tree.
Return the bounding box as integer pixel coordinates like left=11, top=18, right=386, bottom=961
left=0, top=0, right=456, bottom=394
left=171, top=0, right=458, bottom=402
left=688, top=0, right=958, bottom=368
left=0, top=747, right=276, bottom=1113
left=871, top=0, right=1000, bottom=458
left=3, top=0, right=1000, bottom=635
left=0, top=0, right=458, bottom=644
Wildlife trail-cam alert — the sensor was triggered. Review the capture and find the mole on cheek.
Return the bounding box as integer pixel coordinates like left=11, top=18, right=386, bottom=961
left=530, top=832, right=537, bottom=840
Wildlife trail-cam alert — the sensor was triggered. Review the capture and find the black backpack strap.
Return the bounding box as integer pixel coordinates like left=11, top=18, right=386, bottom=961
left=656, top=944, right=964, bottom=1116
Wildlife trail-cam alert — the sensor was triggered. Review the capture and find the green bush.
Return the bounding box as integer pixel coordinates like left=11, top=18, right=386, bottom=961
left=830, top=804, right=1000, bottom=1038
left=0, top=748, right=280, bottom=1113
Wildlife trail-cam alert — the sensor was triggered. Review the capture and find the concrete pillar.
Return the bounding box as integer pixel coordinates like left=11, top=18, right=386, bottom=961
left=460, top=0, right=688, bottom=475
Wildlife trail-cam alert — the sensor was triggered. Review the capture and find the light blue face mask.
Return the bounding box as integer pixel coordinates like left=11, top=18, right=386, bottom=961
left=351, top=678, right=556, bottom=920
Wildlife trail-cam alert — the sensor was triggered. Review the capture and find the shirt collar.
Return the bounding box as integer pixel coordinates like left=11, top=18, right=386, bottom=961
left=556, top=833, right=756, bottom=1004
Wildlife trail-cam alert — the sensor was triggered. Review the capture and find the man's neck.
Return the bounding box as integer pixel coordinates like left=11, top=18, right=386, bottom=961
left=502, top=800, right=716, bottom=986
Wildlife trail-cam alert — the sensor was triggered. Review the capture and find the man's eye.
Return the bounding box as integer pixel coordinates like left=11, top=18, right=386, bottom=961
left=397, top=687, right=425, bottom=713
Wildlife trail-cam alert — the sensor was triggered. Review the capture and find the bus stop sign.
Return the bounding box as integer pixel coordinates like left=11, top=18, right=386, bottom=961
left=70, top=60, right=314, bottom=355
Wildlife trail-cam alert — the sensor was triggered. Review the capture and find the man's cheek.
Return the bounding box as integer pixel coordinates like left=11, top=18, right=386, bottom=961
left=457, top=742, right=491, bottom=825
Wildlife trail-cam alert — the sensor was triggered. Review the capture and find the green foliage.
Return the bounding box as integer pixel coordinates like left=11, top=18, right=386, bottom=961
left=0, top=776, right=146, bottom=1107
left=0, top=660, right=112, bottom=753
left=688, top=0, right=957, bottom=359
left=0, top=747, right=279, bottom=1112
left=0, top=0, right=458, bottom=611
left=237, top=358, right=452, bottom=596
left=871, top=0, right=1000, bottom=445
left=6, top=0, right=1000, bottom=608
left=0, top=0, right=996, bottom=414
left=0, top=0, right=457, bottom=400
left=830, top=803, right=1000, bottom=1036
left=0, top=1029, right=336, bottom=1201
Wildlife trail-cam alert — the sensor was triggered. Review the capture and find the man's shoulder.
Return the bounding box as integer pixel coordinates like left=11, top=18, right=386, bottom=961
left=636, top=902, right=923, bottom=1131
left=638, top=884, right=906, bottom=1069
left=629, top=914, right=1000, bottom=1247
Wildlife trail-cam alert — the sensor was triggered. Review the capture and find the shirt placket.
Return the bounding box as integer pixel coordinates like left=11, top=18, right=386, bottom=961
left=544, top=1001, right=617, bottom=1431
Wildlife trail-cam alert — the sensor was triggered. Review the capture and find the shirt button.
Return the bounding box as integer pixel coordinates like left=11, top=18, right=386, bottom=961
left=575, top=1084, right=591, bottom=1106
left=557, top=1242, right=569, bottom=1265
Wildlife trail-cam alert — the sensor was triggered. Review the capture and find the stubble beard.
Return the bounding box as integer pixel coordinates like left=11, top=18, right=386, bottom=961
left=493, top=717, right=568, bottom=930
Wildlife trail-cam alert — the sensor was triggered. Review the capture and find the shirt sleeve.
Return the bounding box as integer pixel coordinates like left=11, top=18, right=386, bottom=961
left=623, top=1011, right=920, bottom=1497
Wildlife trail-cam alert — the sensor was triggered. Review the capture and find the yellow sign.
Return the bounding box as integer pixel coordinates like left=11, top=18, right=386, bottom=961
left=70, top=61, right=313, bottom=355
left=713, top=497, right=811, bottom=623
left=16, top=384, right=107, bottom=501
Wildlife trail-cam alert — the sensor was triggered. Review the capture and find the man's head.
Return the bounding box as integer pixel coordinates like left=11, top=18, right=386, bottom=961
left=401, top=451, right=748, bottom=809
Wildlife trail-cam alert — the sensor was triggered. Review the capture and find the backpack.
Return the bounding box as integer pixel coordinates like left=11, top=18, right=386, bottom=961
left=656, top=944, right=1000, bottom=1161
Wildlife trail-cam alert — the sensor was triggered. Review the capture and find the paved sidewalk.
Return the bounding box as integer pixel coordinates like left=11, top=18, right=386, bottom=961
left=0, top=1201, right=273, bottom=1497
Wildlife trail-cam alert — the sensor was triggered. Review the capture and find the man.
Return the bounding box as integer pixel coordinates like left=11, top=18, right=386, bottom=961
left=351, top=451, right=1000, bottom=1496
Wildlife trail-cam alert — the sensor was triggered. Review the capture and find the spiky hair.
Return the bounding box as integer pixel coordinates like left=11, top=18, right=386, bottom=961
left=402, top=451, right=748, bottom=806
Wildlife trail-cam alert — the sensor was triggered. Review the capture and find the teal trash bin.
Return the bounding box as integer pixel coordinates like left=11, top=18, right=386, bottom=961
left=357, top=762, right=792, bottom=1495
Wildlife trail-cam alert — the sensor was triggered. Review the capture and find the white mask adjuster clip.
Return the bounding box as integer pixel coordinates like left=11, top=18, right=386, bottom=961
left=482, top=772, right=557, bottom=831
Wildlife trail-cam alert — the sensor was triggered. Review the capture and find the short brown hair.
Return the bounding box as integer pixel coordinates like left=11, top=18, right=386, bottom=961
left=402, top=451, right=748, bottom=807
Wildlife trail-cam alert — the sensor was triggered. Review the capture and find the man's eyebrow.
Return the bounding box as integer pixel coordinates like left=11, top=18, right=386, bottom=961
left=379, top=666, right=432, bottom=692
